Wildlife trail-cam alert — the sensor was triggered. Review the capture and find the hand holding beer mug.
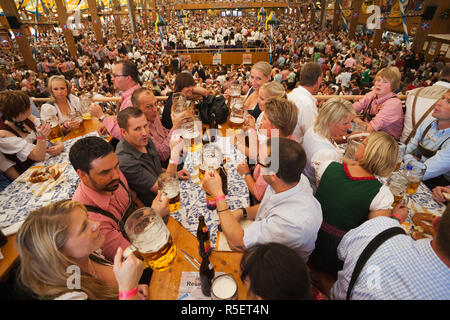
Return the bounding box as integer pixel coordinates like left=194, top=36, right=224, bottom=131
left=172, top=92, right=188, bottom=115
left=201, top=144, right=223, bottom=210
left=158, top=172, right=181, bottom=214
left=387, top=172, right=409, bottom=207
left=68, top=110, right=85, bottom=134
left=36, top=120, right=51, bottom=141
left=44, top=115, right=63, bottom=145
left=181, top=115, right=202, bottom=153
left=123, top=207, right=177, bottom=271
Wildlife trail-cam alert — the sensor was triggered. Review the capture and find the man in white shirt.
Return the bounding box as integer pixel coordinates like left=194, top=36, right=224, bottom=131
left=287, top=62, right=323, bottom=145
left=336, top=68, right=352, bottom=88
left=202, top=138, right=323, bottom=261
left=401, top=65, right=450, bottom=144
left=331, top=206, right=450, bottom=300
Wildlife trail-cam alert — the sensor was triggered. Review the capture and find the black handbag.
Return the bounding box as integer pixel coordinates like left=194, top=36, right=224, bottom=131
left=197, top=95, right=229, bottom=125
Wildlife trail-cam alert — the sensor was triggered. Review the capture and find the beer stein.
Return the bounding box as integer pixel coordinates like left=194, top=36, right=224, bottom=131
left=123, top=207, right=177, bottom=271
left=395, top=142, right=406, bottom=171
left=387, top=172, right=408, bottom=207
left=404, top=160, right=427, bottom=195
left=80, top=95, right=93, bottom=120
left=181, top=115, right=202, bottom=152
left=229, top=83, right=242, bottom=100
left=211, top=274, right=238, bottom=300
left=158, top=172, right=181, bottom=214
left=45, top=115, right=64, bottom=145
left=348, top=121, right=369, bottom=140
left=68, top=110, right=85, bottom=134
left=201, top=144, right=223, bottom=210
left=229, top=97, right=246, bottom=130
left=172, top=92, right=188, bottom=115
left=343, top=138, right=362, bottom=161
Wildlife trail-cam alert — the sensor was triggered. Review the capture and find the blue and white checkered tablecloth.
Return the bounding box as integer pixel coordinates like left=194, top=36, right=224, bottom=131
left=170, top=136, right=250, bottom=249
left=0, top=132, right=101, bottom=230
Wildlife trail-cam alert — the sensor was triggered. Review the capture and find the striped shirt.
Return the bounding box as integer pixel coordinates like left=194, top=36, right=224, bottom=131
left=331, top=217, right=450, bottom=300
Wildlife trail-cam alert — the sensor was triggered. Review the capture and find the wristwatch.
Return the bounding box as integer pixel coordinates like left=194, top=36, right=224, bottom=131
left=241, top=207, right=247, bottom=219
left=98, top=114, right=107, bottom=122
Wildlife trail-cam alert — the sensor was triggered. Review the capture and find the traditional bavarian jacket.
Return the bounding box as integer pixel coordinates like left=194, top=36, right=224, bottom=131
left=405, top=119, right=450, bottom=182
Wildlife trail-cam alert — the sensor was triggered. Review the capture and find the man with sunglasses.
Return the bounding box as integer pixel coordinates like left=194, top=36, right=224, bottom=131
left=202, top=137, right=323, bottom=262
left=90, top=60, right=141, bottom=140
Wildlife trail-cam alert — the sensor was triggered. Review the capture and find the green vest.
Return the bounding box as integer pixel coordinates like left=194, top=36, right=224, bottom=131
left=315, top=162, right=382, bottom=231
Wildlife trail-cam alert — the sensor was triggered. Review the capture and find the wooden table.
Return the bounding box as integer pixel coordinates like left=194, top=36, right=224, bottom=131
left=149, top=217, right=248, bottom=300
left=0, top=118, right=103, bottom=282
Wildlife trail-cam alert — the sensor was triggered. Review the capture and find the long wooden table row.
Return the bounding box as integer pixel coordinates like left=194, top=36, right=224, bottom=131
left=0, top=117, right=248, bottom=300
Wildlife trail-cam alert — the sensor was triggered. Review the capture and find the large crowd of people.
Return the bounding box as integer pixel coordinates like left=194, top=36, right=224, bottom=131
left=0, top=10, right=449, bottom=301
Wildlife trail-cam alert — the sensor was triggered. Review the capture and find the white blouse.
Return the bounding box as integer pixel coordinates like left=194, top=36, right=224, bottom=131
left=302, top=127, right=343, bottom=191
left=40, top=94, right=82, bottom=122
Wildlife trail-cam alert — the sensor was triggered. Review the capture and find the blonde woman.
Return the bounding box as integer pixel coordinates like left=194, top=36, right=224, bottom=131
left=245, top=81, right=286, bottom=131
left=40, top=75, right=83, bottom=132
left=17, top=200, right=146, bottom=300
left=244, top=61, right=272, bottom=120
left=309, top=132, right=398, bottom=276
left=353, top=66, right=404, bottom=140
left=237, top=97, right=298, bottom=202
left=302, top=97, right=356, bottom=190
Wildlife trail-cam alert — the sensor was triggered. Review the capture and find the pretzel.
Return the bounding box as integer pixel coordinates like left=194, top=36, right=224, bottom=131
left=28, top=166, right=61, bottom=184
left=411, top=212, right=436, bottom=239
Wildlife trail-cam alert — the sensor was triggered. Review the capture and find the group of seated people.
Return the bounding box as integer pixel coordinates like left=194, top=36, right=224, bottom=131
left=0, top=57, right=449, bottom=300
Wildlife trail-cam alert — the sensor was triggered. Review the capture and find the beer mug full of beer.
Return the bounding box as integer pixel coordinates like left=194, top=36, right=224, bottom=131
left=158, top=172, right=181, bottom=214
left=405, top=160, right=427, bottom=195
left=387, top=172, right=409, bottom=207
left=229, top=97, right=246, bottom=129
left=45, top=115, right=64, bottom=145
left=181, top=115, right=202, bottom=152
left=123, top=207, right=177, bottom=271
left=68, top=110, right=85, bottom=134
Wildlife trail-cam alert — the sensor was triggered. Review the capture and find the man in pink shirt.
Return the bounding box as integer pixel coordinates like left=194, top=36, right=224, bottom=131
left=69, top=136, right=168, bottom=262
left=344, top=54, right=357, bottom=69
left=131, top=87, right=177, bottom=163
left=90, top=60, right=141, bottom=140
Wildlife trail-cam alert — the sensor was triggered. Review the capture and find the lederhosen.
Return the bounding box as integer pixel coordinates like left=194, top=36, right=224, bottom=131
left=413, top=121, right=450, bottom=189
left=84, top=180, right=138, bottom=242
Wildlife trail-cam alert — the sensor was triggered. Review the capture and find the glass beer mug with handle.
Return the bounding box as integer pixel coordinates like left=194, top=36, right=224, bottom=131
left=123, top=207, right=177, bottom=271
left=45, top=114, right=64, bottom=145
left=80, top=95, right=93, bottom=120
left=158, top=172, right=181, bottom=214
left=404, top=159, right=427, bottom=195
left=229, top=97, right=246, bottom=130
left=201, top=143, right=223, bottom=210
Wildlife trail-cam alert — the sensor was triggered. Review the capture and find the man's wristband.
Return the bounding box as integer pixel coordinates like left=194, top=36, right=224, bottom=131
left=391, top=213, right=404, bottom=223
left=119, top=287, right=138, bottom=300
left=98, top=114, right=107, bottom=122
left=36, top=136, right=46, bottom=141
left=169, top=158, right=178, bottom=165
